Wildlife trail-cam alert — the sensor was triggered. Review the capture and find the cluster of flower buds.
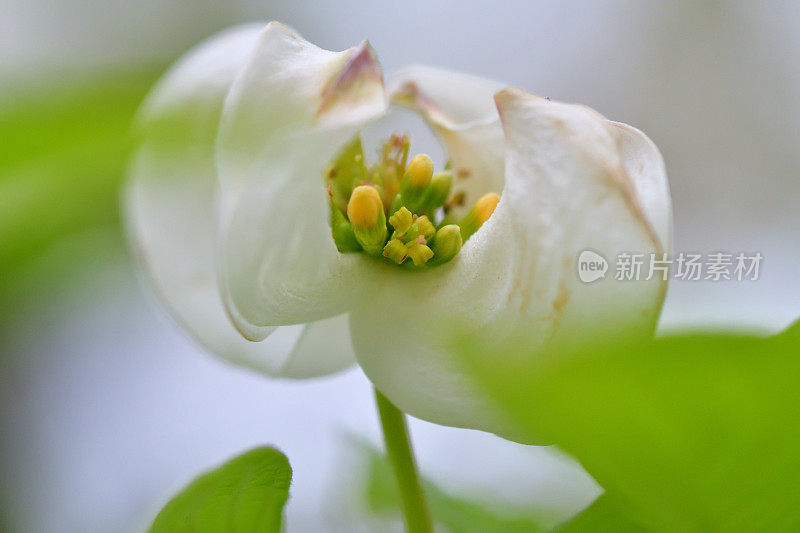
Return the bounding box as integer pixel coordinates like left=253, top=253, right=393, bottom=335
left=325, top=134, right=499, bottom=268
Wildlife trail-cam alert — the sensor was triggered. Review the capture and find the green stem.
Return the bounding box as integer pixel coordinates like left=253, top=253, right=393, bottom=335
left=374, top=388, right=434, bottom=533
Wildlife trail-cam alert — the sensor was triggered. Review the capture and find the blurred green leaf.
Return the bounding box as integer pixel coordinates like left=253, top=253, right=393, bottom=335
left=150, top=447, right=292, bottom=533
left=459, top=320, right=800, bottom=531
left=362, top=444, right=549, bottom=532
left=0, top=68, right=162, bottom=278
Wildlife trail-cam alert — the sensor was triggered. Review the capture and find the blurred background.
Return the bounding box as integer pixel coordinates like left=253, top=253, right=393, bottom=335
left=1, top=1, right=798, bottom=531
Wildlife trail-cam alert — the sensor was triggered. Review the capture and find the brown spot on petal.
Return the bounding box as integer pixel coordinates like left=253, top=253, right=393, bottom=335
left=543, top=257, right=572, bottom=326
left=551, top=281, right=570, bottom=314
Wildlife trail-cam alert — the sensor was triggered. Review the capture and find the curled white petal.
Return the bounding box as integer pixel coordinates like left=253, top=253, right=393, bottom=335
left=216, top=22, right=389, bottom=339
left=125, top=24, right=288, bottom=373
left=388, top=65, right=506, bottom=215
left=389, top=65, right=503, bottom=126
left=611, top=121, right=673, bottom=252
left=126, top=23, right=359, bottom=378
left=351, top=88, right=671, bottom=441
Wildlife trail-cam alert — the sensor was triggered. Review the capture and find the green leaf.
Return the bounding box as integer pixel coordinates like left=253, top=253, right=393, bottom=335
left=459, top=321, right=800, bottom=531
left=361, top=443, right=549, bottom=532
left=150, top=447, right=292, bottom=533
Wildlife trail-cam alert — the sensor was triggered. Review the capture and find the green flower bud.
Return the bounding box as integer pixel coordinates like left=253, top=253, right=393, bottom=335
left=431, top=224, right=462, bottom=264
left=420, top=171, right=453, bottom=213
left=330, top=205, right=361, bottom=252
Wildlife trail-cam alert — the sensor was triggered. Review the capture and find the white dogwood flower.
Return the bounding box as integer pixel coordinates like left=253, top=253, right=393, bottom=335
left=125, top=21, right=671, bottom=441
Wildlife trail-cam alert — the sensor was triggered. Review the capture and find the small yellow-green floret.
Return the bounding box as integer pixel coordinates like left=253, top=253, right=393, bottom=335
left=325, top=134, right=499, bottom=269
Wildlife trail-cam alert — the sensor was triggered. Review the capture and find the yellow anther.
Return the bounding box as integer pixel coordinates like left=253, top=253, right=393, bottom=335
left=347, top=185, right=383, bottom=229
left=347, top=185, right=387, bottom=254
left=382, top=239, right=408, bottom=264
left=388, top=206, right=413, bottom=234
left=460, top=192, right=501, bottom=241
left=474, top=193, right=500, bottom=226
left=404, top=154, right=433, bottom=188
left=406, top=238, right=434, bottom=266
left=399, top=154, right=434, bottom=213
left=414, top=215, right=436, bottom=240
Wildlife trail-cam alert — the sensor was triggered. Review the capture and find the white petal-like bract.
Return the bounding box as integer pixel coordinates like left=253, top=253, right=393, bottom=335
left=216, top=23, right=389, bottom=339
left=351, top=88, right=669, bottom=441
left=126, top=22, right=672, bottom=440
left=125, top=23, right=358, bottom=377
